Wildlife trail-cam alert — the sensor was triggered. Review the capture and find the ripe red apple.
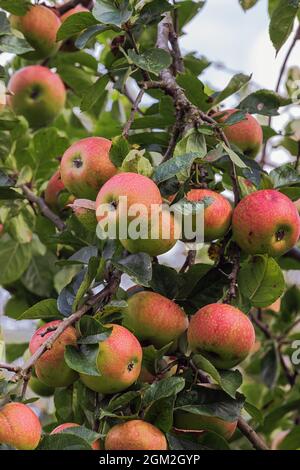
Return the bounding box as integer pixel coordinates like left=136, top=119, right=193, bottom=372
left=61, top=5, right=89, bottom=22
left=51, top=423, right=101, bottom=450
left=96, top=172, right=162, bottom=222
left=174, top=410, right=237, bottom=440
left=186, top=189, right=232, bottom=242
left=0, top=403, right=41, bottom=450
left=29, top=320, right=78, bottom=388
left=45, top=170, right=66, bottom=211
left=187, top=303, right=255, bottom=369
left=213, top=109, right=263, bottom=158
left=96, top=172, right=175, bottom=255
left=123, top=291, right=188, bottom=349
left=120, top=209, right=180, bottom=256
left=8, top=65, right=66, bottom=129
left=10, top=5, right=61, bottom=60
left=105, top=420, right=167, bottom=450
left=80, top=324, right=142, bottom=394
left=60, top=137, right=117, bottom=199
left=232, top=190, right=300, bottom=257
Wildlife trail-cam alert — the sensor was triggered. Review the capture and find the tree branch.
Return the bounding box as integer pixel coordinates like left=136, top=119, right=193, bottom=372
left=11, top=270, right=121, bottom=383
left=123, top=88, right=145, bottom=139
left=180, top=250, right=196, bottom=273
left=21, top=184, right=66, bottom=231
left=237, top=417, right=269, bottom=450
left=0, top=362, right=21, bottom=373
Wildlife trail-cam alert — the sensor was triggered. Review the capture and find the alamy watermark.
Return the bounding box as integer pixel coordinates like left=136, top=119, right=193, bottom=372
left=95, top=197, right=205, bottom=250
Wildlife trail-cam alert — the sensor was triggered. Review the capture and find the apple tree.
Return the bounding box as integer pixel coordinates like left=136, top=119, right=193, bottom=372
left=0, top=0, right=300, bottom=451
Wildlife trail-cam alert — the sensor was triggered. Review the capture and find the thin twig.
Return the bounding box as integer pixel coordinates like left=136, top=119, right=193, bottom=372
left=249, top=311, right=272, bottom=339
left=0, top=362, right=21, bottom=373
left=21, top=185, right=66, bottom=231
left=237, top=417, right=269, bottom=450
left=223, top=247, right=240, bottom=303
left=261, top=25, right=300, bottom=165
left=122, top=88, right=145, bottom=139
left=180, top=250, right=196, bottom=273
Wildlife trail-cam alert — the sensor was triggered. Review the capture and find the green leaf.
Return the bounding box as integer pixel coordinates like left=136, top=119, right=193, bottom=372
left=65, top=344, right=100, bottom=376
left=167, top=433, right=204, bottom=450
left=243, top=402, right=264, bottom=425
left=261, top=342, right=280, bottom=388
left=128, top=48, right=172, bottom=76
left=174, top=129, right=207, bottom=160
left=0, top=239, right=32, bottom=285
left=107, top=391, right=141, bottom=412
left=93, top=0, right=132, bottom=27
left=0, top=170, right=14, bottom=187
left=153, top=152, right=198, bottom=184
left=0, top=0, right=30, bottom=15
left=57, top=12, right=98, bottom=41
left=109, top=135, right=130, bottom=167
left=150, top=264, right=181, bottom=299
left=73, top=257, right=99, bottom=311
left=38, top=433, right=92, bottom=451
left=238, top=255, right=285, bottom=308
left=278, top=427, right=300, bottom=450
left=175, top=386, right=245, bottom=422
left=211, top=73, right=251, bottom=107
left=239, top=0, right=260, bottom=10
left=136, top=0, right=172, bottom=26
left=143, top=377, right=185, bottom=406
left=75, top=24, right=110, bottom=49
left=239, top=89, right=291, bottom=116
left=193, top=355, right=242, bottom=398
left=176, top=73, right=210, bottom=111
left=80, top=74, right=109, bottom=112
left=19, top=299, right=61, bottom=320
left=0, top=187, right=24, bottom=200
left=221, top=143, right=247, bottom=168
left=112, top=253, right=152, bottom=287
left=262, top=399, right=300, bottom=433
left=269, top=163, right=300, bottom=188
left=21, top=252, right=58, bottom=297
left=144, top=395, right=176, bottom=433
left=77, top=316, right=112, bottom=345
left=0, top=34, right=33, bottom=54
left=269, top=0, right=299, bottom=53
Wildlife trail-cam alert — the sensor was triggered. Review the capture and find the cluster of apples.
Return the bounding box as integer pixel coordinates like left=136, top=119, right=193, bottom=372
left=0, top=294, right=254, bottom=449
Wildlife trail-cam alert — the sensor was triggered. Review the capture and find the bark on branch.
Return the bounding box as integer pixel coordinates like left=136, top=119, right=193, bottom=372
left=21, top=185, right=66, bottom=232
left=238, top=417, right=269, bottom=451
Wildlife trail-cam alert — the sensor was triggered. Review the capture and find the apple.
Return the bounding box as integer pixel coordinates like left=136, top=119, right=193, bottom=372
left=232, top=190, right=300, bottom=257
left=45, top=170, right=66, bottom=211
left=8, top=65, right=66, bottom=129
left=61, top=5, right=89, bottom=22
left=29, top=375, right=55, bottom=397
left=0, top=403, right=41, bottom=450
left=10, top=5, right=61, bottom=60
left=80, top=324, right=142, bottom=394
left=29, top=320, right=78, bottom=388
left=105, top=420, right=167, bottom=450
left=60, top=137, right=117, bottom=199
left=186, top=188, right=232, bottom=242
left=123, top=291, right=188, bottom=349
left=174, top=410, right=237, bottom=440
left=213, top=109, right=263, bottom=158
left=187, top=303, right=255, bottom=369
